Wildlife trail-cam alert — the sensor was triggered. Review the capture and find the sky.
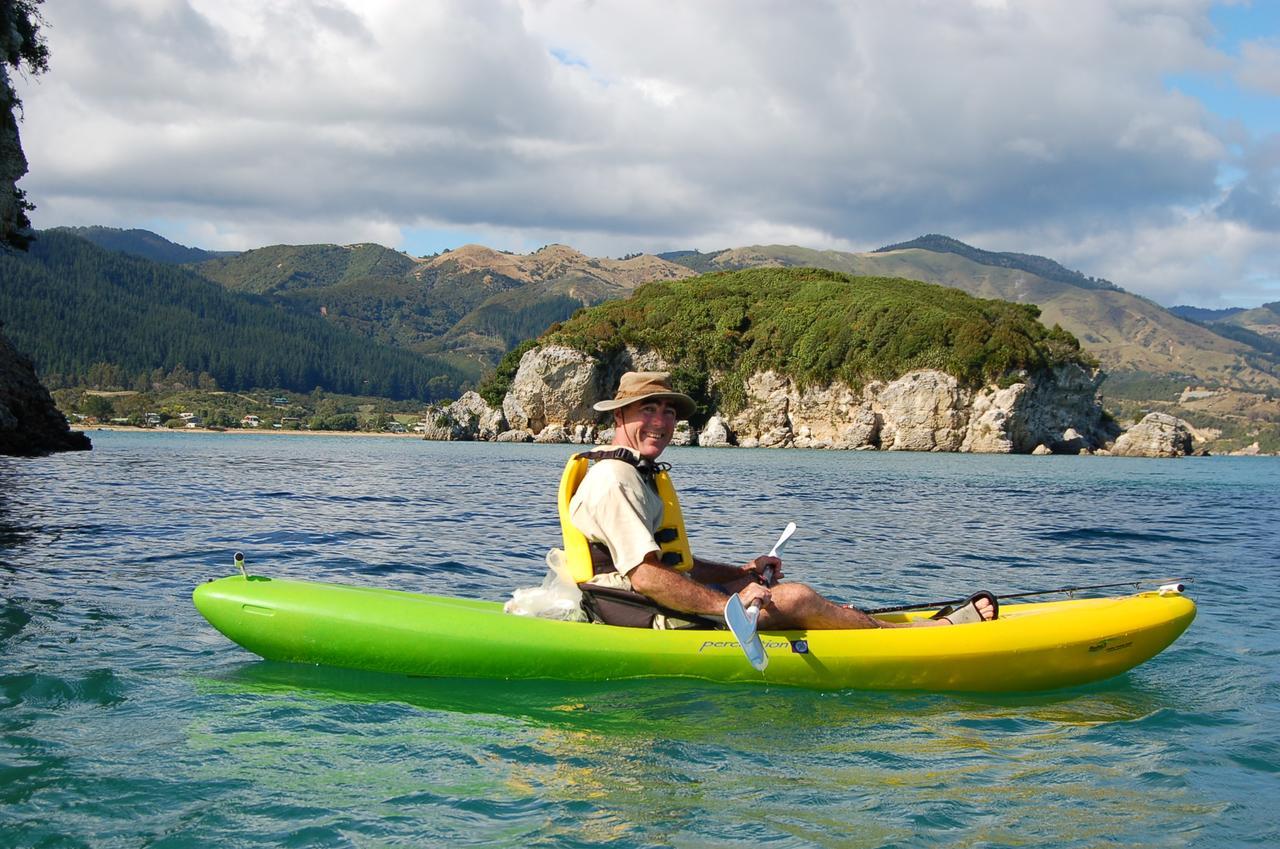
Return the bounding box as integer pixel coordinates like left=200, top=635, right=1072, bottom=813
left=12, top=0, right=1280, bottom=308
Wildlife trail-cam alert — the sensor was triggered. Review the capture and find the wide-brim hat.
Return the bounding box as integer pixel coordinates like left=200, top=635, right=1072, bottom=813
left=593, top=371, right=698, bottom=419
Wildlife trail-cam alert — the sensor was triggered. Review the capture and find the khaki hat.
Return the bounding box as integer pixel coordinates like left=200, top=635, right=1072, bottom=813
left=593, top=371, right=697, bottom=419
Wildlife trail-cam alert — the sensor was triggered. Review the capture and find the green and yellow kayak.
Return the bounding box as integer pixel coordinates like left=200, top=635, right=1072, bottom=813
left=193, top=574, right=1196, bottom=692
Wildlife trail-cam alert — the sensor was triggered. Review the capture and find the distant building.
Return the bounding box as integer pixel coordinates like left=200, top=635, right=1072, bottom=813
left=241, top=415, right=262, bottom=428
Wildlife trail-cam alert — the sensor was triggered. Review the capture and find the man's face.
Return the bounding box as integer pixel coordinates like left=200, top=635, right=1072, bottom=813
left=615, top=399, right=678, bottom=460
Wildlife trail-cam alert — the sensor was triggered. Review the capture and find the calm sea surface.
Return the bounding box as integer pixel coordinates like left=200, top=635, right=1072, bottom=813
left=1, top=431, right=1277, bottom=848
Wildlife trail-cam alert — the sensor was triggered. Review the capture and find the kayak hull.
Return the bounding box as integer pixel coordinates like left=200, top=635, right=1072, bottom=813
left=192, top=575, right=1196, bottom=692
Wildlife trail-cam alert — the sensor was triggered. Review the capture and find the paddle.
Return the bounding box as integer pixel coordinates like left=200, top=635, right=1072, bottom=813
left=759, top=520, right=795, bottom=587
left=723, top=522, right=797, bottom=672
left=865, top=578, right=1189, bottom=614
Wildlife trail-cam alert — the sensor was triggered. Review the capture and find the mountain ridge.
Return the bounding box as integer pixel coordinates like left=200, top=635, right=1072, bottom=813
left=49, top=226, right=1280, bottom=395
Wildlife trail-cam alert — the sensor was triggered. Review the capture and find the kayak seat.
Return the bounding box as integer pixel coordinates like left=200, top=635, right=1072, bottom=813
left=579, top=582, right=722, bottom=630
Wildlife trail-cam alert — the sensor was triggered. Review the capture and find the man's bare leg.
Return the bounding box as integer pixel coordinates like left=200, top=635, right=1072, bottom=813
left=754, top=582, right=995, bottom=630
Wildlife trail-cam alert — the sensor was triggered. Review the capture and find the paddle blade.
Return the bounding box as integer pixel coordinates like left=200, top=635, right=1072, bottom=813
left=723, top=596, right=769, bottom=671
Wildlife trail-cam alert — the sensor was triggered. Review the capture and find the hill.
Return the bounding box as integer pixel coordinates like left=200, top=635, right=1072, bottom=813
left=190, top=242, right=695, bottom=366
left=1169, top=305, right=1246, bottom=323
left=0, top=231, right=467, bottom=400
left=541, top=266, right=1093, bottom=415
left=873, top=234, right=1120, bottom=291
left=52, top=225, right=236, bottom=264
left=1172, top=301, right=1280, bottom=343
left=660, top=240, right=1280, bottom=395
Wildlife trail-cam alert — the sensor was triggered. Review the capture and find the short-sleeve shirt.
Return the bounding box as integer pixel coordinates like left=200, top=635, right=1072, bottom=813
left=568, top=449, right=663, bottom=576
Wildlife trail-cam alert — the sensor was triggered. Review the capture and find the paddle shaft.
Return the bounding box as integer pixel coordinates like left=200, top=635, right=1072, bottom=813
left=864, top=579, right=1187, bottom=614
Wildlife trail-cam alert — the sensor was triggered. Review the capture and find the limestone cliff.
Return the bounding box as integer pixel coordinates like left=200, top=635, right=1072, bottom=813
left=484, top=343, right=1123, bottom=454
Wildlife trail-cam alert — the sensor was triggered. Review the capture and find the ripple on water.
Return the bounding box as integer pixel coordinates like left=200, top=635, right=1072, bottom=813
left=1, top=436, right=1277, bottom=847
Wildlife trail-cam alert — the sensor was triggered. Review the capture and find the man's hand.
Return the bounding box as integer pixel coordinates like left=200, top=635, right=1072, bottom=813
left=737, top=581, right=772, bottom=610
left=744, top=555, right=783, bottom=586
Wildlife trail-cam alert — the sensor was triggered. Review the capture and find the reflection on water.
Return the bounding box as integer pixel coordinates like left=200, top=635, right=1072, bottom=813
left=187, top=660, right=1221, bottom=848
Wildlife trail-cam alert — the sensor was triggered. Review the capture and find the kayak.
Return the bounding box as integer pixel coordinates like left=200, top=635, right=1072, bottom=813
left=193, top=574, right=1196, bottom=692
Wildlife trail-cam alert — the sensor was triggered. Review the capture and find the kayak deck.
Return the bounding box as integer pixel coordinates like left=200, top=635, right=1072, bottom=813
left=193, top=575, right=1196, bottom=692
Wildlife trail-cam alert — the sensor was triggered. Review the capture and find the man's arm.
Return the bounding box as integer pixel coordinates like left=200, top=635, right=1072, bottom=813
left=630, top=554, right=771, bottom=616
left=690, top=555, right=783, bottom=587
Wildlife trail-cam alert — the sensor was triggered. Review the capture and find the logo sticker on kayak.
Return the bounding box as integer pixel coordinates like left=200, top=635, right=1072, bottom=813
left=698, top=639, right=791, bottom=652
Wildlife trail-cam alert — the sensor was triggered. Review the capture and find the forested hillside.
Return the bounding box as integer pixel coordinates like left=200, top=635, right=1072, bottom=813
left=187, top=241, right=689, bottom=367
left=53, top=225, right=234, bottom=264
left=0, top=231, right=466, bottom=400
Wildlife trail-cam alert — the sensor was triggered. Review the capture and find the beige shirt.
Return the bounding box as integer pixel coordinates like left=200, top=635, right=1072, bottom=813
left=568, top=449, right=663, bottom=576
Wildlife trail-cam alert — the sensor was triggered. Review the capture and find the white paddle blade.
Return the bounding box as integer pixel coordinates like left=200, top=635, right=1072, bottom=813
left=723, top=596, right=769, bottom=671
left=768, top=522, right=797, bottom=558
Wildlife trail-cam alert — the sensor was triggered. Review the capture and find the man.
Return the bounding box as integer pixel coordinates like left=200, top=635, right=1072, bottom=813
left=569, top=372, right=996, bottom=629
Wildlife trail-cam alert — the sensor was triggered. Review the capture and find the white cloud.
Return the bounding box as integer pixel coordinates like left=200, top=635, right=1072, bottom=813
left=1238, top=38, right=1280, bottom=95
left=12, top=0, right=1280, bottom=305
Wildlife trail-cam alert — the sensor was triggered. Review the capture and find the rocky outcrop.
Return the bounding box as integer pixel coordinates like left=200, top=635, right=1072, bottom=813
left=0, top=329, right=91, bottom=456
left=2, top=38, right=33, bottom=249
left=478, top=345, right=1177, bottom=456
left=698, top=415, right=733, bottom=447
left=1110, top=413, right=1194, bottom=458
left=502, top=345, right=603, bottom=433
left=501, top=343, right=671, bottom=435
left=714, top=365, right=1115, bottom=453
left=419, top=391, right=506, bottom=441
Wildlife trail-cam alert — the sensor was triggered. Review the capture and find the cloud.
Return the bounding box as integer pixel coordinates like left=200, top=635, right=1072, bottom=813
left=12, top=0, right=1280, bottom=305
left=1238, top=37, right=1280, bottom=95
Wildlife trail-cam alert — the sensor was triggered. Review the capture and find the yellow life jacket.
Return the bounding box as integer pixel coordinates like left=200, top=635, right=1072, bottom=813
left=557, top=449, right=694, bottom=584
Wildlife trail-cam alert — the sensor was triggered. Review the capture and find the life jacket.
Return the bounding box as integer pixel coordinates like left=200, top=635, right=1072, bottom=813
left=557, top=448, right=694, bottom=584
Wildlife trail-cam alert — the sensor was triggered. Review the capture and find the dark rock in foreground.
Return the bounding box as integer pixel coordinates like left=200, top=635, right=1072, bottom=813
left=0, top=328, right=91, bottom=456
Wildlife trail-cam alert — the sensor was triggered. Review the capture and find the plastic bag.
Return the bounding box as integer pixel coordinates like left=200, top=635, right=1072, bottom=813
left=503, top=548, right=587, bottom=621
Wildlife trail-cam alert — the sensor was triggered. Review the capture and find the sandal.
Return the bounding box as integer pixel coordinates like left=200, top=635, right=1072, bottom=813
left=930, top=590, right=998, bottom=624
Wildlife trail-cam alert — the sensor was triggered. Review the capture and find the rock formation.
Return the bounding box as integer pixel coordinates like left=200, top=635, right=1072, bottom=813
left=0, top=329, right=91, bottom=456
left=419, top=391, right=507, bottom=441
left=1109, top=412, right=1194, bottom=458
left=487, top=345, right=1130, bottom=454
left=1, top=8, right=86, bottom=456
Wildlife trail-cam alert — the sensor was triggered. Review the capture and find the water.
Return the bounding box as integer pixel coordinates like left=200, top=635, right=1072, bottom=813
left=1, top=431, right=1277, bottom=848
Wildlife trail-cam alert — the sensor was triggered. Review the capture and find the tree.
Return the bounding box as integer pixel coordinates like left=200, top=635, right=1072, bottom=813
left=81, top=394, right=115, bottom=422
left=2, top=0, right=49, bottom=250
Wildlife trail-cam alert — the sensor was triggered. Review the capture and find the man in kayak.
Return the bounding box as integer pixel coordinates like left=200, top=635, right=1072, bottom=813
left=569, top=371, right=996, bottom=629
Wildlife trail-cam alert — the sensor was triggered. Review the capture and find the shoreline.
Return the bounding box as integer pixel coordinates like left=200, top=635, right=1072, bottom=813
left=79, top=425, right=423, bottom=439
left=74, top=425, right=1277, bottom=455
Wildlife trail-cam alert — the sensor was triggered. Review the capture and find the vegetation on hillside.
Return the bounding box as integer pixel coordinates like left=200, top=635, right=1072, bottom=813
left=194, top=242, right=419, bottom=294
left=188, top=242, right=599, bottom=368
left=0, top=231, right=467, bottom=400
left=54, top=386, right=431, bottom=433
left=874, top=234, right=1121, bottom=292
left=53, top=226, right=233, bottom=264
left=542, top=267, right=1095, bottom=417
left=2, top=0, right=48, bottom=250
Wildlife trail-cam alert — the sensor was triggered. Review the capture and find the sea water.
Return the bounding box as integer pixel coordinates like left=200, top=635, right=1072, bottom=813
left=1, top=431, right=1276, bottom=848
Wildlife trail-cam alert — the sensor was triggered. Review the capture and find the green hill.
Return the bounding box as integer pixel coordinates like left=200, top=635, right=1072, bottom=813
left=873, top=234, right=1120, bottom=291
left=188, top=242, right=690, bottom=366
left=194, top=242, right=419, bottom=293
left=660, top=240, right=1280, bottom=395
left=538, top=267, right=1092, bottom=416
left=52, top=225, right=235, bottom=264
left=0, top=231, right=467, bottom=400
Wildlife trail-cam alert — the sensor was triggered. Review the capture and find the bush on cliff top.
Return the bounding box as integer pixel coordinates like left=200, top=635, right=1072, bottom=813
left=540, top=267, right=1095, bottom=417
